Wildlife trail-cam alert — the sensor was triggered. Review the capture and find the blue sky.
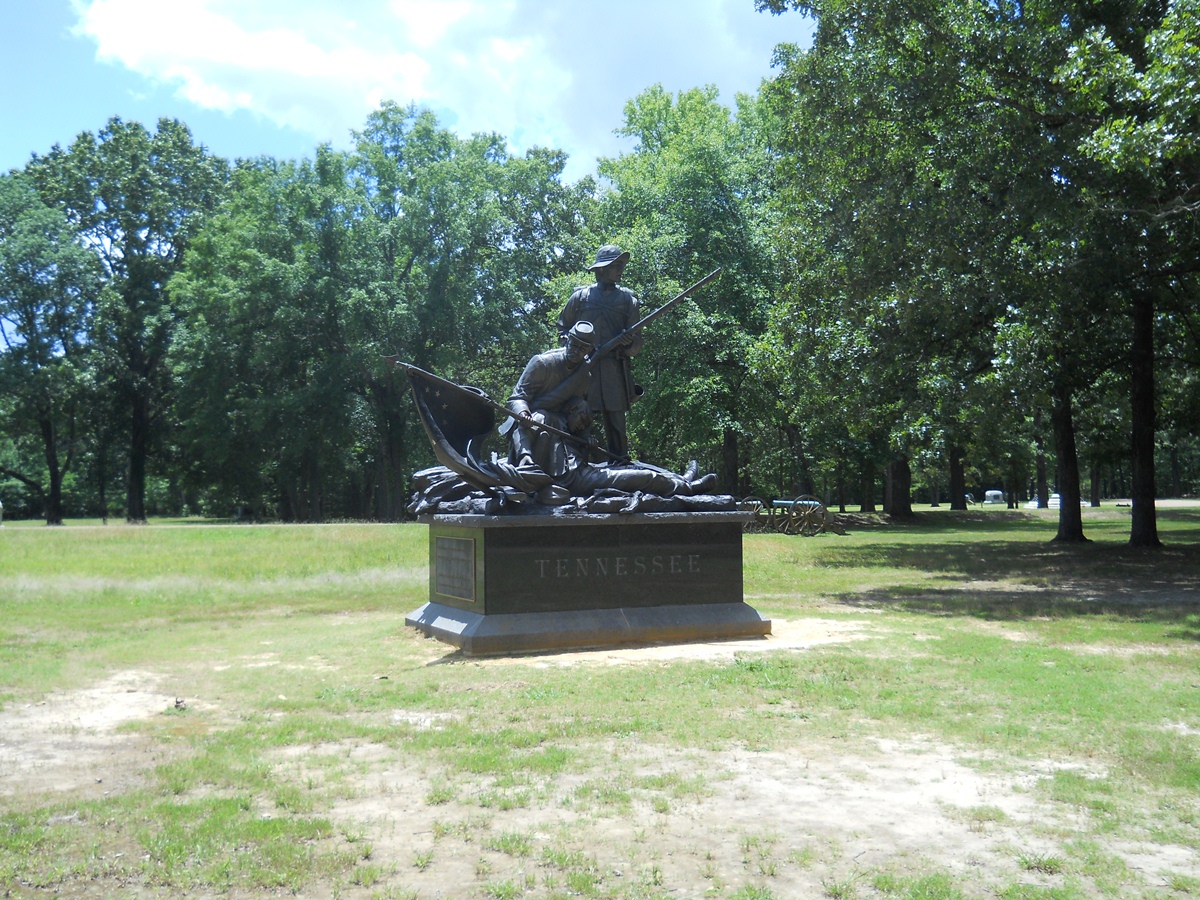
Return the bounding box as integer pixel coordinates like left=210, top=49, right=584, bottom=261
left=2, top=0, right=812, bottom=183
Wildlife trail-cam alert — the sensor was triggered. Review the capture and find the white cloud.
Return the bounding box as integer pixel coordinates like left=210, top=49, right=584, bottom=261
left=387, top=0, right=477, bottom=47
left=70, top=0, right=566, bottom=149
left=68, top=0, right=810, bottom=178
left=71, top=1, right=434, bottom=130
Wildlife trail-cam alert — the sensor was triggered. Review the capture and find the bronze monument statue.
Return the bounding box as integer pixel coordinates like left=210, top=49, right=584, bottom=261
left=399, top=260, right=772, bottom=655
left=557, top=245, right=642, bottom=461
left=400, top=264, right=724, bottom=516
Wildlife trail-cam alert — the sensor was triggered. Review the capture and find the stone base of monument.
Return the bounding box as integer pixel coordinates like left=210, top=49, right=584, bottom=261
left=406, top=510, right=769, bottom=656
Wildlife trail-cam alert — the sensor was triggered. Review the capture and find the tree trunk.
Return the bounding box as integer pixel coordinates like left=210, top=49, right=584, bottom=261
left=1034, top=409, right=1049, bottom=508
left=375, top=426, right=404, bottom=521
left=304, top=448, right=323, bottom=523
left=949, top=445, right=967, bottom=510
left=1129, top=293, right=1161, bottom=547
left=282, top=482, right=298, bottom=522
left=38, top=415, right=65, bottom=525
left=722, top=427, right=739, bottom=496
left=375, top=380, right=411, bottom=521
left=783, top=424, right=814, bottom=496
left=1089, top=463, right=1101, bottom=508
left=859, top=458, right=876, bottom=512
left=396, top=422, right=415, bottom=520
left=126, top=391, right=149, bottom=523
left=1050, top=385, right=1087, bottom=542
left=96, top=439, right=109, bottom=525
left=886, top=457, right=914, bottom=519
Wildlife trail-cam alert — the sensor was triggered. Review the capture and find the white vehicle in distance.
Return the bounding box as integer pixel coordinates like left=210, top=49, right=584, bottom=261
left=1024, top=493, right=1088, bottom=509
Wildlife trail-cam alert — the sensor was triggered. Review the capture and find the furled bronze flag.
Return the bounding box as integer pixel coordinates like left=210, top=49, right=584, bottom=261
left=405, top=365, right=503, bottom=489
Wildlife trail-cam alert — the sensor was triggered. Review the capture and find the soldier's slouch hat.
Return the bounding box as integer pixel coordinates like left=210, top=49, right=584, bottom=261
left=587, top=244, right=630, bottom=271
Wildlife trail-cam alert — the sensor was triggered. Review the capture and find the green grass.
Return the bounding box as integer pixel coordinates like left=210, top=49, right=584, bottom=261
left=872, top=871, right=964, bottom=899
left=2, top=506, right=1199, bottom=897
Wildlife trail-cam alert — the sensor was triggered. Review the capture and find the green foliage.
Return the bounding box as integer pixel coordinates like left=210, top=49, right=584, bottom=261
left=169, top=104, right=591, bottom=520
left=0, top=172, right=99, bottom=522
left=168, top=149, right=366, bottom=519
left=759, top=0, right=1200, bottom=537
left=732, top=886, right=778, bottom=900
left=25, top=117, right=229, bottom=522
left=484, top=831, right=534, bottom=857
left=3, top=40, right=1199, bottom=533
left=595, top=85, right=782, bottom=494
left=872, top=872, right=964, bottom=899
left=1061, top=0, right=1200, bottom=177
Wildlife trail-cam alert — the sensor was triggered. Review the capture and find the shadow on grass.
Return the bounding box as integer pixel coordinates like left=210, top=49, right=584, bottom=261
left=825, top=509, right=1200, bottom=636
left=829, top=510, right=1058, bottom=533
left=840, top=588, right=1200, bottom=640
left=827, top=536, right=1200, bottom=578
left=840, top=506, right=1200, bottom=534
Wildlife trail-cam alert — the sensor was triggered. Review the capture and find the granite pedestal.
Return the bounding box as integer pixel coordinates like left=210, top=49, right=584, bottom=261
left=406, top=510, right=770, bottom=655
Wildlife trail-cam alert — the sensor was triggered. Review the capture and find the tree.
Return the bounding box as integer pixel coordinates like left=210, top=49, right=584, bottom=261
left=348, top=104, right=593, bottom=516
left=169, top=151, right=362, bottom=520
left=758, top=0, right=1188, bottom=542
left=758, top=1, right=1019, bottom=519
left=170, top=104, right=591, bottom=519
left=594, top=85, right=779, bottom=494
left=0, top=172, right=98, bottom=523
left=29, top=117, right=228, bottom=522
left=1058, top=0, right=1200, bottom=545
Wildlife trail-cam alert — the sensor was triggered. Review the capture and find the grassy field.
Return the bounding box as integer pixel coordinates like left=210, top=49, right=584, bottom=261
left=1, top=505, right=1198, bottom=899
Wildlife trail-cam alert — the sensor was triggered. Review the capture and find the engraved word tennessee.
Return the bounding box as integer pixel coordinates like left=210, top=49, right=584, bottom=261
left=535, top=554, right=701, bottom=579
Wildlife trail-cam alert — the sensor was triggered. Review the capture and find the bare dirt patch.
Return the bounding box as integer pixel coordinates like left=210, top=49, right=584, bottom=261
left=291, top=735, right=1163, bottom=897
left=424, top=617, right=868, bottom=668
left=0, top=670, right=180, bottom=799
left=5, top=648, right=1199, bottom=897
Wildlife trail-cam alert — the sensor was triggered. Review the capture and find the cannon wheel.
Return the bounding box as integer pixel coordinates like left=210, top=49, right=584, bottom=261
left=779, top=498, right=806, bottom=535
left=791, top=495, right=828, bottom=536
left=740, top=497, right=769, bottom=533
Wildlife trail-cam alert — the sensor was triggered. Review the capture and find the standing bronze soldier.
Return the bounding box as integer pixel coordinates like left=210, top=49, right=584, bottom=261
left=557, top=245, right=642, bottom=461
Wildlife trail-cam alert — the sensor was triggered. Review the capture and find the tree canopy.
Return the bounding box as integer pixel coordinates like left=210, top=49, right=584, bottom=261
left=0, top=173, right=98, bottom=524
left=758, top=0, right=1200, bottom=540
left=27, top=117, right=229, bottom=522
left=2, top=9, right=1199, bottom=537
